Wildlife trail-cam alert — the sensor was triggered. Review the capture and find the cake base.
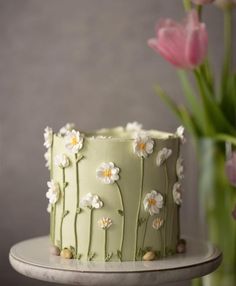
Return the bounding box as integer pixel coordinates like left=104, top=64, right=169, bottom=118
left=9, top=236, right=221, bottom=286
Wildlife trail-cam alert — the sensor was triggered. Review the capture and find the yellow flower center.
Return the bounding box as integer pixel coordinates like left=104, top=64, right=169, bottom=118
left=148, top=198, right=156, bottom=206
left=71, top=137, right=78, bottom=145
left=139, top=143, right=146, bottom=150
left=103, top=169, right=112, bottom=177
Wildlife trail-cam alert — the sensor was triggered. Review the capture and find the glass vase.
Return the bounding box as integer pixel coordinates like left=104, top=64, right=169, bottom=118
left=197, top=139, right=236, bottom=286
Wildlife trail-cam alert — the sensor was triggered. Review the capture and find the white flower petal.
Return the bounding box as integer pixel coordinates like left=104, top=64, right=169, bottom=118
left=59, top=123, right=75, bottom=136
left=126, top=122, right=143, bottom=132
left=143, top=190, right=164, bottom=216
left=44, top=126, right=53, bottom=149
left=156, top=148, right=172, bottom=166
left=65, top=129, right=84, bottom=154
left=133, top=132, right=154, bottom=158
left=96, top=162, right=120, bottom=185
left=173, top=182, right=183, bottom=205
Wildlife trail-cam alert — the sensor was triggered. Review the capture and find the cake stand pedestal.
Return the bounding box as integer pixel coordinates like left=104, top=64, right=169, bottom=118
left=9, top=236, right=222, bottom=286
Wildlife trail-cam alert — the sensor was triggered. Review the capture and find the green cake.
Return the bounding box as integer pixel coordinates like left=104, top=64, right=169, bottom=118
left=44, top=122, right=185, bottom=261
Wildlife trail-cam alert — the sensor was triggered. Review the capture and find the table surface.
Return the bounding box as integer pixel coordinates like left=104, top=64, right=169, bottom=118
left=9, top=236, right=222, bottom=286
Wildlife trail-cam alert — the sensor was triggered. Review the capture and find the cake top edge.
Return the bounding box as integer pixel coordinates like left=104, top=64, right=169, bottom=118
left=44, top=122, right=185, bottom=142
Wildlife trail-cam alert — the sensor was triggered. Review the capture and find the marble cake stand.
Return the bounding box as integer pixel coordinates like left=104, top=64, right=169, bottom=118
left=9, top=236, right=222, bottom=286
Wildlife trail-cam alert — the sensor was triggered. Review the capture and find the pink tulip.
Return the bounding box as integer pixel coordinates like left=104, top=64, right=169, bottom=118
left=225, top=152, right=236, bottom=187
left=192, top=0, right=215, bottom=4
left=148, top=10, right=208, bottom=70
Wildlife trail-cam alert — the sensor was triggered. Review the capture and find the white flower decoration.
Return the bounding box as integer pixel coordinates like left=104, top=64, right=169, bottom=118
left=176, top=126, right=186, bottom=144
left=152, top=217, right=164, bottom=230
left=98, top=217, right=112, bottom=229
left=44, top=149, right=51, bottom=169
left=156, top=148, right=172, bottom=166
left=55, top=153, right=70, bottom=168
left=96, top=162, right=120, bottom=184
left=44, top=126, right=53, bottom=149
left=59, top=123, right=75, bottom=136
left=143, top=190, right=164, bottom=216
left=46, top=180, right=60, bottom=204
left=173, top=182, right=183, bottom=205
left=176, top=157, right=184, bottom=180
left=80, top=193, right=103, bottom=209
left=47, top=203, right=52, bottom=213
left=126, top=122, right=143, bottom=132
left=65, top=130, right=84, bottom=154
left=133, top=132, right=154, bottom=158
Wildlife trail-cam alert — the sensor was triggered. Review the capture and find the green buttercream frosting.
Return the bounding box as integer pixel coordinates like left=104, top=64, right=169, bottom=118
left=49, top=126, right=181, bottom=261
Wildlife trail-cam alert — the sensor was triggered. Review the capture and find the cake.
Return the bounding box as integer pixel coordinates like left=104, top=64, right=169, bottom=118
left=44, top=122, right=185, bottom=261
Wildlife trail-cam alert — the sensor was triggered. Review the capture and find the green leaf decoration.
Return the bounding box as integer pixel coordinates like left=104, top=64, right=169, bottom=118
left=214, top=133, right=236, bottom=146
left=178, top=70, right=203, bottom=123
left=117, top=209, right=124, bottom=216
left=138, top=217, right=146, bottom=226
left=136, top=248, right=142, bottom=258
left=178, top=106, right=201, bottom=137
left=117, top=250, right=122, bottom=260
left=165, top=247, right=174, bottom=256
left=155, top=85, right=182, bottom=121
left=63, top=210, right=69, bottom=218
left=144, top=246, right=152, bottom=252
left=220, top=73, right=236, bottom=128
left=69, top=246, right=76, bottom=258
left=155, top=250, right=161, bottom=258
left=76, top=155, right=85, bottom=163
left=76, top=208, right=82, bottom=214
left=76, top=254, right=82, bottom=260
left=194, top=69, right=236, bottom=136
left=105, top=252, right=113, bottom=262
left=63, top=182, right=69, bottom=189
left=88, top=252, right=96, bottom=261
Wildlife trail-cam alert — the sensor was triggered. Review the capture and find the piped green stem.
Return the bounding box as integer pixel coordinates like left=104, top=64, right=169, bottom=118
left=59, top=167, right=66, bottom=249
left=74, top=153, right=79, bottom=255
left=163, top=163, right=169, bottom=256
left=87, top=208, right=93, bottom=259
left=115, top=181, right=125, bottom=261
left=49, top=135, right=54, bottom=243
left=141, top=216, right=149, bottom=251
left=134, top=157, right=144, bottom=260
left=104, top=229, right=107, bottom=260
left=160, top=228, right=164, bottom=257
left=51, top=204, right=56, bottom=244
left=177, top=205, right=180, bottom=241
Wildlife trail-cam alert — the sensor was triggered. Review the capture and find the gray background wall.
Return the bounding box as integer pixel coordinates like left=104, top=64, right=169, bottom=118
left=0, top=0, right=227, bottom=285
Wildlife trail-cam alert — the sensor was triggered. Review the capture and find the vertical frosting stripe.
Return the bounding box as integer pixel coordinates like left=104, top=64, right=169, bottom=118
left=134, top=157, right=144, bottom=260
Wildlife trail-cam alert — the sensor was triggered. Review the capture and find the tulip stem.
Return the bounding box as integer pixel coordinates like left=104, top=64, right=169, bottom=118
left=196, top=5, right=202, bottom=20
left=221, top=7, right=233, bottom=94
left=182, top=0, right=192, bottom=11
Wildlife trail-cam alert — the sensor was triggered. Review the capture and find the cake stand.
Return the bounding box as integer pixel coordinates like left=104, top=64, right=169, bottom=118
left=9, top=236, right=222, bottom=286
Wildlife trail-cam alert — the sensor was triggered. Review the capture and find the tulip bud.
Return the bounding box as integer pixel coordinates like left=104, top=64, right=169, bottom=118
left=148, top=10, right=208, bottom=70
